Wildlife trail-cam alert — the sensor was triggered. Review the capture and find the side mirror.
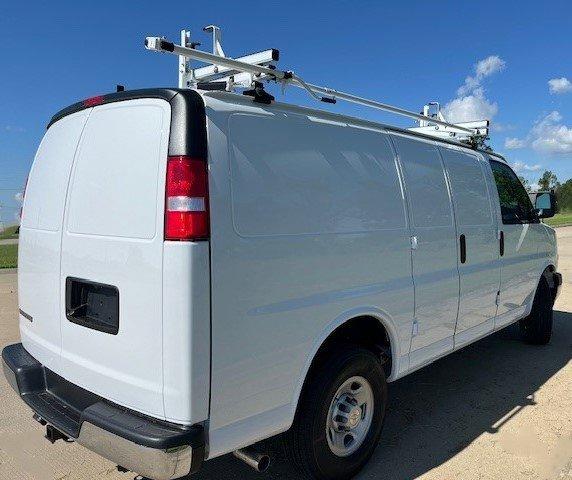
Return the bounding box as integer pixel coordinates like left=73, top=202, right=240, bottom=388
left=529, top=191, right=557, bottom=218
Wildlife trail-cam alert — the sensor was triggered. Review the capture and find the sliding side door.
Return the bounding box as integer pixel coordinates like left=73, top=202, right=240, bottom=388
left=392, top=134, right=459, bottom=370
left=440, top=147, right=500, bottom=348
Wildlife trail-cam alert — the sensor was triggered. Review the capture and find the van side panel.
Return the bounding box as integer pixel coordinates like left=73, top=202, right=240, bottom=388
left=205, top=96, right=414, bottom=457
left=19, top=110, right=90, bottom=373
left=391, top=134, right=459, bottom=370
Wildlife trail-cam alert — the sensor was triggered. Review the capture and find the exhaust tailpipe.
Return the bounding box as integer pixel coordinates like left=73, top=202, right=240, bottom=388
left=233, top=447, right=270, bottom=472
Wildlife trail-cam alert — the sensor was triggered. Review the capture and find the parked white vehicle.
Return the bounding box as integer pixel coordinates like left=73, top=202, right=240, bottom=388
left=2, top=27, right=562, bottom=480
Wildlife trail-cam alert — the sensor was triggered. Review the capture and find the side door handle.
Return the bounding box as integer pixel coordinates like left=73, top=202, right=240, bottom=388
left=460, top=234, right=467, bottom=264
left=499, top=230, right=504, bottom=257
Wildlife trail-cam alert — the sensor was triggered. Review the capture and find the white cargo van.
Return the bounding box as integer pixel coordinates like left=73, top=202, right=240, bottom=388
left=2, top=81, right=562, bottom=480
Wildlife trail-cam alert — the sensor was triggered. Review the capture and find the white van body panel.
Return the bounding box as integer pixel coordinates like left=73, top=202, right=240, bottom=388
left=162, top=241, right=211, bottom=424
left=59, top=99, right=171, bottom=418
left=496, top=221, right=544, bottom=328
left=439, top=147, right=500, bottom=349
left=485, top=156, right=553, bottom=330
left=199, top=91, right=558, bottom=458
left=19, top=110, right=90, bottom=372
left=203, top=94, right=414, bottom=457
left=391, top=134, right=459, bottom=370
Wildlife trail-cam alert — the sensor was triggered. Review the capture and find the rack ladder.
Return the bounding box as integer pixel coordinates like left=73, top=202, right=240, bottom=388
left=145, top=26, right=490, bottom=148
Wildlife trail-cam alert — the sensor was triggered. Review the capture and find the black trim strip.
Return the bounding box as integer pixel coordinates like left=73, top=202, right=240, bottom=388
left=19, top=309, right=33, bottom=322
left=48, top=89, right=178, bottom=128
left=47, top=88, right=207, bottom=159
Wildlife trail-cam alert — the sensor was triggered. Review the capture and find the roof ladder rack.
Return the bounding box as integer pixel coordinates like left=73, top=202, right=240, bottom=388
left=145, top=26, right=490, bottom=148
left=409, top=102, right=490, bottom=147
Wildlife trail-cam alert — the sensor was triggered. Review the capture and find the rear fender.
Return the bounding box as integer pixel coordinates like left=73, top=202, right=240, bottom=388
left=289, top=306, right=401, bottom=424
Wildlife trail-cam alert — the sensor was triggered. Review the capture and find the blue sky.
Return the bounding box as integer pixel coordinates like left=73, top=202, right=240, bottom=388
left=1, top=0, right=571, bottom=225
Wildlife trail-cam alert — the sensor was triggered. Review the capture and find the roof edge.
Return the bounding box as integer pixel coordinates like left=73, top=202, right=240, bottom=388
left=47, top=88, right=182, bottom=128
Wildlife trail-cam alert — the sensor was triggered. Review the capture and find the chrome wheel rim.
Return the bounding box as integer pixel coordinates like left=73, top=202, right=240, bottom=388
left=326, top=376, right=374, bottom=457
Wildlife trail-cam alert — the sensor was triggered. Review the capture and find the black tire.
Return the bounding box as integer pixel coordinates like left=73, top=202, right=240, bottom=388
left=519, top=277, right=553, bottom=345
left=285, top=346, right=387, bottom=480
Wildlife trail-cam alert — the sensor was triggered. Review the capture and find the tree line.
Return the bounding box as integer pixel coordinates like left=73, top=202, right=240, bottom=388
left=519, top=171, right=572, bottom=213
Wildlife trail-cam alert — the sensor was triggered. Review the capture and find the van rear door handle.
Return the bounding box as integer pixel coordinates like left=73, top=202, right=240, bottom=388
left=499, top=230, right=504, bottom=257
left=459, top=234, right=467, bottom=264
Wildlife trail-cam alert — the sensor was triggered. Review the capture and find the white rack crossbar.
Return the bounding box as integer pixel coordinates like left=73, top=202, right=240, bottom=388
left=145, top=28, right=490, bottom=147
left=194, top=49, right=279, bottom=82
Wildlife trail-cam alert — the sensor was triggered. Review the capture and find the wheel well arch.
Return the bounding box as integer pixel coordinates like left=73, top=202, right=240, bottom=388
left=290, top=312, right=398, bottom=423
left=310, top=316, right=393, bottom=378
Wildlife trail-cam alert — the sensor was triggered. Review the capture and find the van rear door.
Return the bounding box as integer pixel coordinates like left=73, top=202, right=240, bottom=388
left=59, top=99, right=171, bottom=418
left=19, top=110, right=90, bottom=372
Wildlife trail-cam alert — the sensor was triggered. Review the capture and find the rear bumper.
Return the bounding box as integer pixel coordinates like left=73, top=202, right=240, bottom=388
left=2, top=343, right=205, bottom=480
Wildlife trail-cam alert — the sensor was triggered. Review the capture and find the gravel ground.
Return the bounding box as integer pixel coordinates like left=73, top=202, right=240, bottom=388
left=0, top=229, right=570, bottom=480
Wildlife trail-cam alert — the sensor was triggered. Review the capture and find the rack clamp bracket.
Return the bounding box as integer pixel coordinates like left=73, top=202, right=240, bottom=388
left=243, top=81, right=275, bottom=105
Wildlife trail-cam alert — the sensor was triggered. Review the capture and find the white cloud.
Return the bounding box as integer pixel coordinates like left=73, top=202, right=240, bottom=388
left=511, top=161, right=541, bottom=173
left=501, top=111, right=572, bottom=155
left=475, top=56, right=506, bottom=77
left=505, top=137, right=527, bottom=149
left=491, top=123, right=515, bottom=132
left=443, top=55, right=505, bottom=123
left=4, top=125, right=25, bottom=133
left=529, top=182, right=540, bottom=192
left=548, top=77, right=572, bottom=94
left=530, top=111, right=572, bottom=154
left=457, top=56, right=506, bottom=96
left=443, top=90, right=498, bottom=123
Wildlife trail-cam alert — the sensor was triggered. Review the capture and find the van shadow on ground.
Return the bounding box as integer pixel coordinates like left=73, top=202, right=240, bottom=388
left=194, top=311, right=572, bottom=480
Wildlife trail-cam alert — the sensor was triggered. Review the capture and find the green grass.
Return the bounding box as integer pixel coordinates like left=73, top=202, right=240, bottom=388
left=0, top=244, right=18, bottom=269
left=544, top=212, right=572, bottom=228
left=0, top=225, right=19, bottom=240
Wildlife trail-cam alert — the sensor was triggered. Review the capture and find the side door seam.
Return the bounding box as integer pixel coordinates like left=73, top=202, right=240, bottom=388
left=436, top=146, right=462, bottom=340
left=386, top=133, right=417, bottom=361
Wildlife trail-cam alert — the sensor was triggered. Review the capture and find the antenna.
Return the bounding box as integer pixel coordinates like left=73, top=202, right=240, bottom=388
left=145, top=26, right=490, bottom=148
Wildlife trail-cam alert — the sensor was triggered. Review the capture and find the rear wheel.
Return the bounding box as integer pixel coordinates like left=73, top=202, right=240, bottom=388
left=285, top=346, right=387, bottom=480
left=519, top=277, right=553, bottom=345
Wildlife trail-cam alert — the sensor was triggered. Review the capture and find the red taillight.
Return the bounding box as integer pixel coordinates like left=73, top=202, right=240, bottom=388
left=83, top=95, right=105, bottom=107
left=165, top=156, right=209, bottom=241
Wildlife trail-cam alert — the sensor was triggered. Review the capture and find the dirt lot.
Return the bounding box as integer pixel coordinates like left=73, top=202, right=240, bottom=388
left=0, top=229, right=571, bottom=480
